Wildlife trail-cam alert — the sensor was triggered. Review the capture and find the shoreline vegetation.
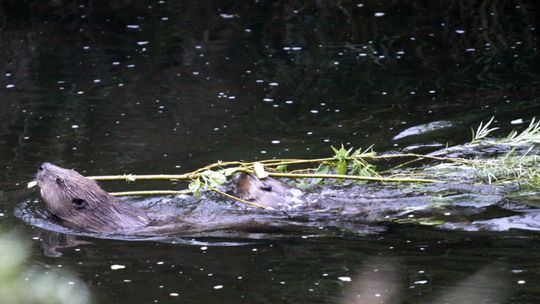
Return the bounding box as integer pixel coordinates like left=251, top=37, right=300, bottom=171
left=28, top=118, right=540, bottom=209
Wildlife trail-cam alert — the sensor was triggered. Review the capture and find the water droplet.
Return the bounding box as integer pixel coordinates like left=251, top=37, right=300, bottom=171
left=374, top=12, right=385, bottom=17
left=338, top=277, right=351, bottom=282
left=511, top=119, right=523, bottom=125
left=111, top=264, right=126, bottom=270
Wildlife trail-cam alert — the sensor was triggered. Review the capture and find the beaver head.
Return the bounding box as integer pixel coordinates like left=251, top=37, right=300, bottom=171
left=36, top=163, right=149, bottom=232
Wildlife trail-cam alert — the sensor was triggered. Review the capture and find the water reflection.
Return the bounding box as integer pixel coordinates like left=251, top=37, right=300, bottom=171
left=340, top=257, right=510, bottom=304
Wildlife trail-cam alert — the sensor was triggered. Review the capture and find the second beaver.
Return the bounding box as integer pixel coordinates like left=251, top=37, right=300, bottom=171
left=35, top=163, right=305, bottom=233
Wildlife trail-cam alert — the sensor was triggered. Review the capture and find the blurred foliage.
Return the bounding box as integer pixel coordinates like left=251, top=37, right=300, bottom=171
left=0, top=232, right=90, bottom=304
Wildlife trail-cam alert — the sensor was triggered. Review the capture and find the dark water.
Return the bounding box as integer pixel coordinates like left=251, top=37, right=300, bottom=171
left=1, top=1, right=540, bottom=303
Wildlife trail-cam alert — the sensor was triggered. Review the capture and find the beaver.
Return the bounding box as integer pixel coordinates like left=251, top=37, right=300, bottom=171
left=227, top=173, right=304, bottom=209
left=36, top=162, right=150, bottom=232
left=35, top=163, right=305, bottom=233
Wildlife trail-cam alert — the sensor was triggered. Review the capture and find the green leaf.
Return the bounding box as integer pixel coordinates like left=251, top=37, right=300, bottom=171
left=313, top=164, right=331, bottom=184
left=202, top=170, right=227, bottom=186
left=223, top=167, right=239, bottom=177
left=253, top=162, right=269, bottom=179
left=336, top=159, right=347, bottom=175
left=188, top=178, right=201, bottom=193
left=275, top=165, right=288, bottom=173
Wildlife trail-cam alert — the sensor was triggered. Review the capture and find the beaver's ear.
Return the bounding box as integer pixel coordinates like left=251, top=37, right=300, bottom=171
left=72, top=198, right=87, bottom=210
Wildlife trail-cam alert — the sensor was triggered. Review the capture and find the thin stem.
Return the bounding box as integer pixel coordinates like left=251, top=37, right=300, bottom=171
left=265, top=172, right=438, bottom=183
left=110, top=190, right=193, bottom=196
left=88, top=173, right=195, bottom=182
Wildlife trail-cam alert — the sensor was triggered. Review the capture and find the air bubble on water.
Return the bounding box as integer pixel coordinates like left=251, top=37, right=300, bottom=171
left=111, top=265, right=126, bottom=270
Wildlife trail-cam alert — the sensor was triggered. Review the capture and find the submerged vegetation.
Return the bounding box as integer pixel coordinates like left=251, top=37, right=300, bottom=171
left=27, top=118, right=540, bottom=208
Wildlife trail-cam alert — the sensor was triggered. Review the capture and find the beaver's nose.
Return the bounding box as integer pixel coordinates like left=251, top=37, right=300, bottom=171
left=39, top=162, right=51, bottom=171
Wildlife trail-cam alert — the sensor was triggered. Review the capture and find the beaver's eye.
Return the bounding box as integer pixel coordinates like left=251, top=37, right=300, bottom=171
left=55, top=178, right=63, bottom=185
left=72, top=198, right=87, bottom=210
left=38, top=166, right=44, bottom=171
left=259, top=183, right=273, bottom=192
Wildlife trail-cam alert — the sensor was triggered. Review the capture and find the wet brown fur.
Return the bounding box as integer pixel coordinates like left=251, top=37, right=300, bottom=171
left=227, top=174, right=304, bottom=209
left=36, top=163, right=149, bottom=232
left=36, top=164, right=304, bottom=233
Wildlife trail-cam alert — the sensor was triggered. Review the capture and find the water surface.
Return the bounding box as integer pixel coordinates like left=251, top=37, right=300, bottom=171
left=1, top=1, right=540, bottom=303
